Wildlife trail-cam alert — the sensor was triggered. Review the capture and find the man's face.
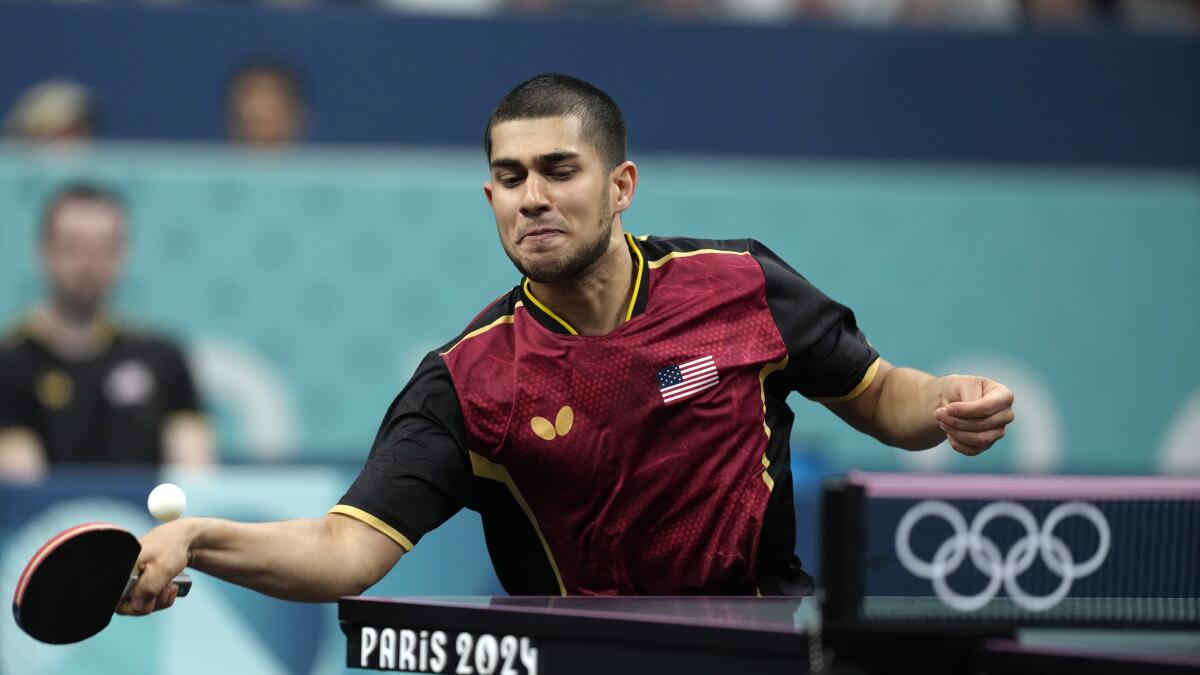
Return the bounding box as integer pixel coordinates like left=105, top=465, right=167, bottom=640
left=228, top=73, right=303, bottom=147
left=41, top=200, right=124, bottom=316
left=485, top=115, right=618, bottom=284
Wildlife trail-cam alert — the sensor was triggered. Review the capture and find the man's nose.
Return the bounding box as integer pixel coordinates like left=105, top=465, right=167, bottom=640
left=519, top=176, right=551, bottom=218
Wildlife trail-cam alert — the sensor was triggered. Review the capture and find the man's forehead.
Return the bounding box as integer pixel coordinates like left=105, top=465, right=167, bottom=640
left=489, top=115, right=597, bottom=162
left=50, top=200, right=124, bottom=236
left=56, top=199, right=121, bottom=219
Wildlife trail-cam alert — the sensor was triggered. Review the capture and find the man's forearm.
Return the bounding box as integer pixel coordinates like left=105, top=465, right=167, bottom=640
left=871, top=366, right=947, bottom=451
left=185, top=516, right=376, bottom=602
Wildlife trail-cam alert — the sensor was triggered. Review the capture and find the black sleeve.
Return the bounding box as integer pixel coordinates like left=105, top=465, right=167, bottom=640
left=0, top=343, right=36, bottom=431
left=335, top=351, right=474, bottom=549
left=159, top=342, right=201, bottom=414
left=750, top=240, right=879, bottom=400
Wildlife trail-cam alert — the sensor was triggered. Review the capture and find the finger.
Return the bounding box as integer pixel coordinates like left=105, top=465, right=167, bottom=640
left=946, top=433, right=988, bottom=456
left=944, top=427, right=1005, bottom=451
left=950, top=439, right=986, bottom=456
left=128, top=594, right=158, bottom=616
left=936, top=408, right=1015, bottom=432
left=155, top=583, right=175, bottom=608
left=155, top=584, right=179, bottom=612
left=130, top=564, right=175, bottom=616
left=943, top=387, right=1013, bottom=419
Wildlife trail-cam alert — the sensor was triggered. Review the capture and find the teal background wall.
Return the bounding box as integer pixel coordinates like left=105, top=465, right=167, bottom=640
left=2, top=144, right=1197, bottom=475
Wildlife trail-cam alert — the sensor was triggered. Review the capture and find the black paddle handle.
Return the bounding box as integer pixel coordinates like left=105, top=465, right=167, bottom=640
left=121, top=572, right=192, bottom=600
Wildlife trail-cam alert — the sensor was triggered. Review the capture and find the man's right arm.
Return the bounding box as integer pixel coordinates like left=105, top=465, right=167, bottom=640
left=0, top=341, right=48, bottom=482
left=119, top=513, right=405, bottom=614
left=121, top=349, right=473, bottom=615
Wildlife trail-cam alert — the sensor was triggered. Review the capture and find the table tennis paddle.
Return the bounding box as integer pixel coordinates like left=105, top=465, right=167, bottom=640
left=12, top=522, right=191, bottom=644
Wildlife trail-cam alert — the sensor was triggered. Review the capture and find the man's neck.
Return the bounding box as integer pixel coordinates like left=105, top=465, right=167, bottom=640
left=32, top=301, right=110, bottom=360
left=527, top=231, right=636, bottom=337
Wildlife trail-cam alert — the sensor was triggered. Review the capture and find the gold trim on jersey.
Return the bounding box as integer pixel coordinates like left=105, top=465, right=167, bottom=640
left=521, top=279, right=578, bottom=335
left=521, top=234, right=648, bottom=335
left=328, top=505, right=415, bottom=552
left=647, top=248, right=750, bottom=269
left=469, top=450, right=567, bottom=596
left=809, top=356, right=881, bottom=403
left=623, top=233, right=645, bottom=322
left=440, top=303, right=522, bottom=357
left=20, top=312, right=119, bottom=352
left=757, top=356, right=789, bottom=491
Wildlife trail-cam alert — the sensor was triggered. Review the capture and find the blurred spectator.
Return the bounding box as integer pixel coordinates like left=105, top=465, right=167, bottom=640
left=3, top=79, right=98, bottom=145
left=507, top=0, right=565, bottom=13
left=719, top=0, right=801, bottom=23
left=787, top=0, right=1020, bottom=28
left=0, top=0, right=1184, bottom=32
left=224, top=58, right=309, bottom=148
left=1023, top=0, right=1101, bottom=26
left=1121, top=0, right=1200, bottom=31
left=653, top=0, right=712, bottom=18
left=675, top=0, right=1197, bottom=29
left=0, top=183, right=214, bottom=483
left=906, top=0, right=1021, bottom=28
left=372, top=0, right=504, bottom=15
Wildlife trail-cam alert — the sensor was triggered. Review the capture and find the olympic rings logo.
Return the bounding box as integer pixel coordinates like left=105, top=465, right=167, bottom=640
left=894, top=500, right=1111, bottom=612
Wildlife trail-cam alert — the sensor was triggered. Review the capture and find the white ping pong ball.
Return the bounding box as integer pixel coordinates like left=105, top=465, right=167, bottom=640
left=148, top=483, right=187, bottom=522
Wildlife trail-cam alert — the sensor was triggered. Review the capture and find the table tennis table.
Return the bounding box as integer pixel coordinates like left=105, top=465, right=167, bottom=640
left=339, top=594, right=1199, bottom=674
left=338, top=473, right=1200, bottom=673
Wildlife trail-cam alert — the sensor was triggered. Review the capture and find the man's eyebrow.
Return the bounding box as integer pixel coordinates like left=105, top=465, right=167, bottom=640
left=534, top=151, right=580, bottom=165
left=489, top=151, right=581, bottom=170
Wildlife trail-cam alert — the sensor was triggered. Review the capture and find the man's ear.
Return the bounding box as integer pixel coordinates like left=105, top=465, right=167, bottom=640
left=611, top=161, right=638, bottom=213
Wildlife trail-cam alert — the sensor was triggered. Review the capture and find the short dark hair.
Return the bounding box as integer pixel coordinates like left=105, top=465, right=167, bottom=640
left=485, top=73, right=627, bottom=169
left=40, top=181, right=126, bottom=242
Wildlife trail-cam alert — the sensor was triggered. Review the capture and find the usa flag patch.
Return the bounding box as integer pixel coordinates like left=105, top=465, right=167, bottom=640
left=656, top=355, right=719, bottom=405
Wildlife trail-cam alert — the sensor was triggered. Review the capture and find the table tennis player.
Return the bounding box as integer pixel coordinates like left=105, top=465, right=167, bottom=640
left=120, top=73, right=1014, bottom=613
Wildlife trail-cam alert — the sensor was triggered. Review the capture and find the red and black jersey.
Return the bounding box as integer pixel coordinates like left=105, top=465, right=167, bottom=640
left=335, top=235, right=879, bottom=595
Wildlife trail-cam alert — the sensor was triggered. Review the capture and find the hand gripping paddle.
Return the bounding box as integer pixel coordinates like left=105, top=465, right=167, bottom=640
left=12, top=522, right=191, bottom=644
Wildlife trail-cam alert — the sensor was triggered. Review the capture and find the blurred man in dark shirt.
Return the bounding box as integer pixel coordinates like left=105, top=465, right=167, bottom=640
left=0, top=183, right=214, bottom=482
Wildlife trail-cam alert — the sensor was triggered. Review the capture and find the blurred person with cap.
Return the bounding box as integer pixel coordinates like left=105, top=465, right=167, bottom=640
left=0, top=182, right=214, bottom=483
left=224, top=58, right=309, bottom=148
left=3, top=79, right=98, bottom=144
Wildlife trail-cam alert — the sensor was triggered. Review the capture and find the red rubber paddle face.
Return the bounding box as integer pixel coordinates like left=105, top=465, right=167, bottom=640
left=12, top=523, right=141, bottom=644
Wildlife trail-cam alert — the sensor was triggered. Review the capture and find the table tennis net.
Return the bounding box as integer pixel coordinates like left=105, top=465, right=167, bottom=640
left=821, top=473, right=1200, bottom=630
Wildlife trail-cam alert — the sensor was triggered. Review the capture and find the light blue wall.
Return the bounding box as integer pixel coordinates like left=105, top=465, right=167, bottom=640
left=1, top=145, right=1197, bottom=474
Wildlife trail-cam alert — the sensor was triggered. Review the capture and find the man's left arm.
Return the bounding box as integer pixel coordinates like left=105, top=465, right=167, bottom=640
left=825, top=358, right=1015, bottom=455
